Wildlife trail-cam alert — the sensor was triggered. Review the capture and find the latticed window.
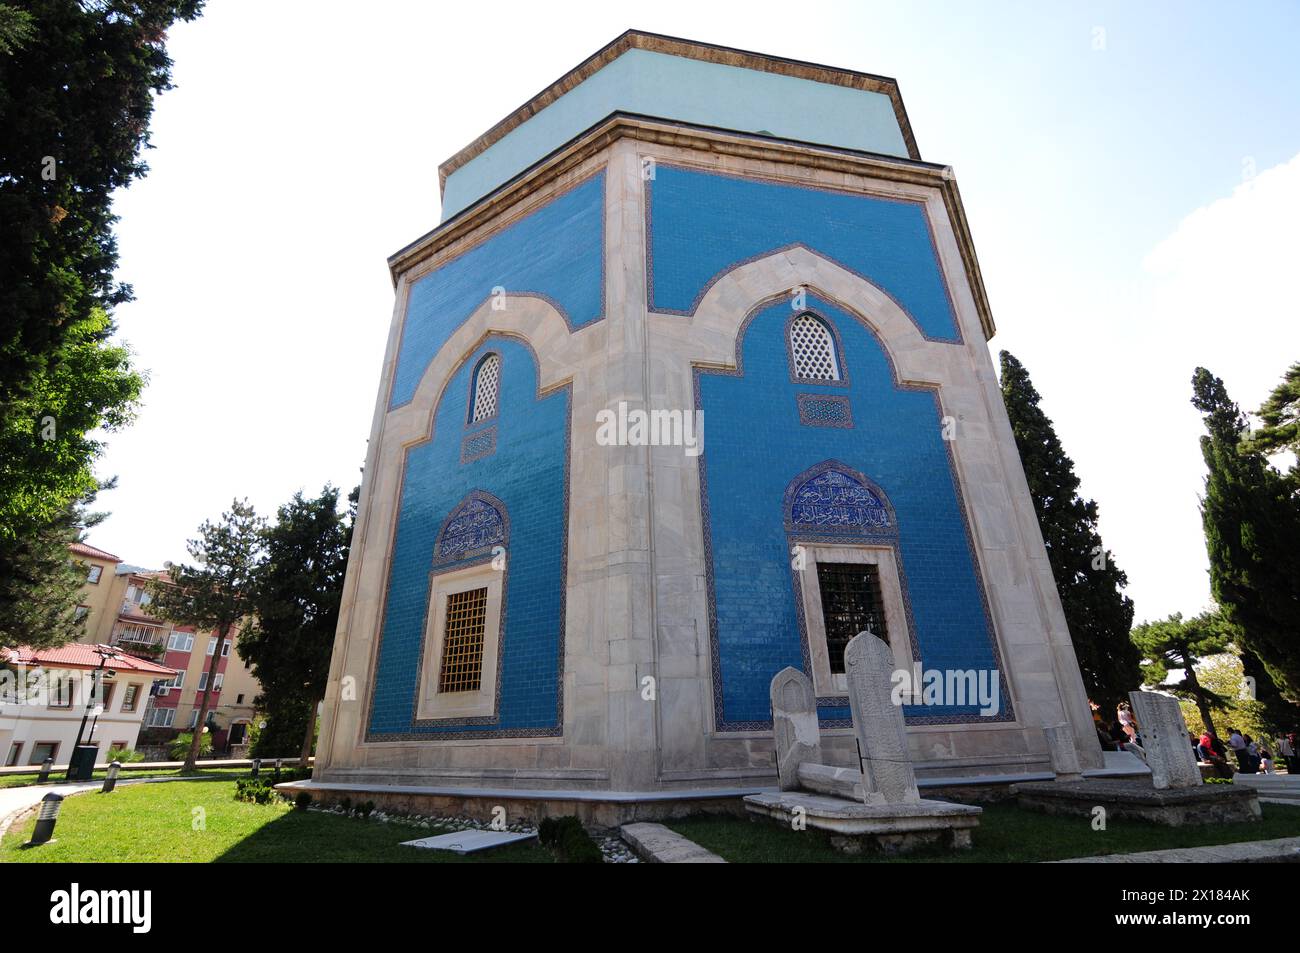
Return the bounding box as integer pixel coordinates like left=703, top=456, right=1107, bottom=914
left=438, top=587, right=488, bottom=693
left=816, top=563, right=888, bottom=674
left=470, top=354, right=500, bottom=423
left=790, top=314, right=840, bottom=381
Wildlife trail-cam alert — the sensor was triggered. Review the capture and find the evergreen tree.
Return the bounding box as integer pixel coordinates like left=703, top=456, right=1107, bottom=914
left=1192, top=367, right=1300, bottom=702
left=999, top=351, right=1141, bottom=709
left=1245, top=361, right=1300, bottom=456
left=240, top=486, right=354, bottom=761
left=147, top=500, right=263, bottom=772
left=1130, top=609, right=1235, bottom=733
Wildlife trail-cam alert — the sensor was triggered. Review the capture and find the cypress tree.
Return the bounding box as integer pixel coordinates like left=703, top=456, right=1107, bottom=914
left=999, top=351, right=1141, bottom=710
left=1192, top=367, right=1300, bottom=706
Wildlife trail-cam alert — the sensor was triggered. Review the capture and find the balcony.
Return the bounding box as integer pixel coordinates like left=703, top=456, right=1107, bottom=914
left=111, top=623, right=166, bottom=660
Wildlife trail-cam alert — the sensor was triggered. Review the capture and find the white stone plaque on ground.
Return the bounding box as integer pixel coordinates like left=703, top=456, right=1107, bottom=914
left=401, top=830, right=538, bottom=854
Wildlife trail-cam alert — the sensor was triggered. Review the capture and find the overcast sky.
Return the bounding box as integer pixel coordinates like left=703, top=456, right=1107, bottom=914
left=89, top=0, right=1300, bottom=623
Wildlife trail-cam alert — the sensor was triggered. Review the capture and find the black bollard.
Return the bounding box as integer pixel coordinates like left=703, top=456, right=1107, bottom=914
left=101, top=760, right=122, bottom=794
left=36, top=757, right=53, bottom=784
left=29, top=793, right=63, bottom=845
left=250, top=758, right=261, bottom=778
left=274, top=759, right=282, bottom=783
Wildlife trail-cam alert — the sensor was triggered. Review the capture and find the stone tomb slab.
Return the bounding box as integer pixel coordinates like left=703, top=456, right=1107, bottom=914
left=744, top=791, right=982, bottom=854
left=1012, top=778, right=1261, bottom=827
left=400, top=829, right=538, bottom=854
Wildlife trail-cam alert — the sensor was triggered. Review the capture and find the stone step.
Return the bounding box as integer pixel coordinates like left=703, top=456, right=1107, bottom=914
left=620, top=822, right=726, bottom=863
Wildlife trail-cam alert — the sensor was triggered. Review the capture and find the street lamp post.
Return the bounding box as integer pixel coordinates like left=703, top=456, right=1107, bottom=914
left=66, top=646, right=119, bottom=781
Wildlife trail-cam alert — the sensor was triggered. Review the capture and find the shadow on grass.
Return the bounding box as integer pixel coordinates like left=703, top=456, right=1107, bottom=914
left=213, top=809, right=553, bottom=863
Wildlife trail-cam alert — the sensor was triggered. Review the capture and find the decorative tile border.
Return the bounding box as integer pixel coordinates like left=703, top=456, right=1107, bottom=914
left=644, top=161, right=963, bottom=345
left=795, top=393, right=853, bottom=429
left=459, top=425, right=498, bottom=464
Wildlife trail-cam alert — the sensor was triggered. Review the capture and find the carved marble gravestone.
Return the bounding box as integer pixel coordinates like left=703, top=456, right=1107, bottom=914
left=770, top=667, right=822, bottom=791
left=1043, top=722, right=1084, bottom=782
left=845, top=631, right=920, bottom=805
left=1128, top=690, right=1202, bottom=790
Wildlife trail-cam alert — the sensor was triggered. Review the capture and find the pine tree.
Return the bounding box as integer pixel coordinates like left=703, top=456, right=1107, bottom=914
left=1192, top=367, right=1300, bottom=705
left=240, top=486, right=353, bottom=761
left=999, top=351, right=1141, bottom=709
left=1130, top=609, right=1235, bottom=733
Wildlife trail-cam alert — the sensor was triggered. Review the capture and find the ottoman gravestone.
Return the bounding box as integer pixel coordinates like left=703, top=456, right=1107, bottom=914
left=1043, top=722, right=1085, bottom=783
left=747, top=632, right=981, bottom=853
left=1013, top=692, right=1261, bottom=825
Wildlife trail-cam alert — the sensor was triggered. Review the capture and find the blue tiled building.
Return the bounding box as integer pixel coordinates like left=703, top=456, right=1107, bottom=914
left=316, top=31, right=1101, bottom=803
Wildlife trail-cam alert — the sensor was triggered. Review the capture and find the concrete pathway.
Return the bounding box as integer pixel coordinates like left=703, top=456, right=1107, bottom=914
left=620, top=822, right=727, bottom=863
left=1052, top=836, right=1300, bottom=863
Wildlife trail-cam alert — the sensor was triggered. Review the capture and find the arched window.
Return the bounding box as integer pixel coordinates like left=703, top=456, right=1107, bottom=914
left=469, top=353, right=500, bottom=423
left=789, top=313, right=841, bottom=382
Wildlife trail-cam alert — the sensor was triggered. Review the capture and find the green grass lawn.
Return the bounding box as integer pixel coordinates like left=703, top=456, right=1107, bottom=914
left=0, top=767, right=252, bottom=789
left=667, top=802, right=1300, bottom=863
left=1, top=779, right=551, bottom=863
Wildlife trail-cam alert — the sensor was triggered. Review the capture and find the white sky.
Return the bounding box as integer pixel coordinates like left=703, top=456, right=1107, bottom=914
left=90, top=1, right=1300, bottom=624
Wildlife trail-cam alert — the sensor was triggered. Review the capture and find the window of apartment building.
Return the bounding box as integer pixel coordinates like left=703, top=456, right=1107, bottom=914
left=147, top=707, right=175, bottom=729
left=206, top=636, right=218, bottom=656
left=159, top=670, right=184, bottom=695
left=122, top=683, right=140, bottom=712
left=5, top=743, right=23, bottom=767
left=168, top=630, right=194, bottom=652
left=236, top=693, right=245, bottom=705
left=213, top=673, right=224, bottom=691
left=96, top=680, right=114, bottom=710
left=48, top=672, right=75, bottom=708
left=30, top=741, right=59, bottom=765
left=188, top=709, right=200, bottom=729
left=221, top=640, right=231, bottom=657
left=87, top=564, right=102, bottom=584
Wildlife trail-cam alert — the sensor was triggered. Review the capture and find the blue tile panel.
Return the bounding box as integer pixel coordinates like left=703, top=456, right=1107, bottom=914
left=368, top=336, right=568, bottom=737
left=699, top=295, right=1003, bottom=728
left=389, top=171, right=605, bottom=410
left=648, top=165, right=960, bottom=342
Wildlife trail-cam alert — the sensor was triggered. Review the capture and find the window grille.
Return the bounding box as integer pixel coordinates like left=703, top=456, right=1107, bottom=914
left=790, top=314, right=840, bottom=381
left=438, top=587, right=488, bottom=693
left=816, top=562, right=888, bottom=674
left=470, top=355, right=501, bottom=423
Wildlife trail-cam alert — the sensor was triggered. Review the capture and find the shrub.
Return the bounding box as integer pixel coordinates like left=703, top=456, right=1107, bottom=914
left=294, top=791, right=313, bottom=811
left=169, top=731, right=214, bottom=762
left=538, top=815, right=603, bottom=864
left=235, top=778, right=275, bottom=804
left=340, top=796, right=352, bottom=815
left=359, top=800, right=376, bottom=818
left=112, top=748, right=147, bottom=763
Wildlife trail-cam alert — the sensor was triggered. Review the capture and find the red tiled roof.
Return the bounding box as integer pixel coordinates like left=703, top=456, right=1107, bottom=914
left=1, top=643, right=176, bottom=677
left=69, top=542, right=121, bottom=562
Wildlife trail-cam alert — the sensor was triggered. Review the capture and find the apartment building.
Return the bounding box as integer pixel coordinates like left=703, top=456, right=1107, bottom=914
left=67, top=544, right=263, bottom=753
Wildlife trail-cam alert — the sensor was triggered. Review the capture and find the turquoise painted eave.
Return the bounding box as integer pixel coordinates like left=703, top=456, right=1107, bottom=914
left=441, top=47, right=910, bottom=220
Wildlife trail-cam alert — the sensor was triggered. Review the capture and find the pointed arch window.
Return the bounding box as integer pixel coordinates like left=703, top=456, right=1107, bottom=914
left=469, top=353, right=501, bottom=424
left=789, top=313, right=841, bottom=382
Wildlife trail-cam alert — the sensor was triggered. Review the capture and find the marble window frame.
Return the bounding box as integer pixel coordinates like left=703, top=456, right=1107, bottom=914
left=416, top=560, right=505, bottom=722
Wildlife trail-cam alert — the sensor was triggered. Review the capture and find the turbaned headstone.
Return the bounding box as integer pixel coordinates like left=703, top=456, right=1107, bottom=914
left=1129, top=691, right=1202, bottom=790
left=1043, top=722, right=1084, bottom=782
left=845, top=632, right=919, bottom=805
left=770, top=666, right=821, bottom=791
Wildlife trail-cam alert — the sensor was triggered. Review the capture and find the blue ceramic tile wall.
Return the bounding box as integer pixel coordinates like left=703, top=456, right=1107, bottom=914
left=648, top=164, right=960, bottom=342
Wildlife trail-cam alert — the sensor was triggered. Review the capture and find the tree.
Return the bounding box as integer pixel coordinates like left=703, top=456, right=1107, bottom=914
left=2, top=0, right=198, bottom=638
left=1, top=0, right=203, bottom=413
left=1192, top=367, right=1300, bottom=701
left=1245, top=361, right=1300, bottom=456
left=240, top=486, right=353, bottom=762
left=147, top=499, right=263, bottom=771
left=0, top=484, right=110, bottom=650
left=0, top=308, right=144, bottom=604
left=1130, top=609, right=1235, bottom=733
left=998, top=351, right=1142, bottom=709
